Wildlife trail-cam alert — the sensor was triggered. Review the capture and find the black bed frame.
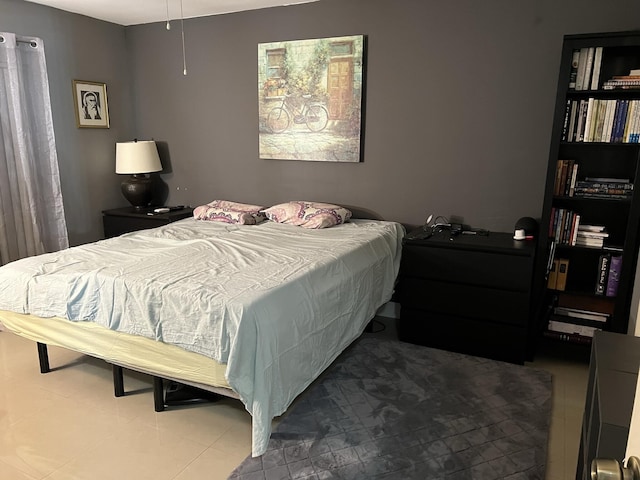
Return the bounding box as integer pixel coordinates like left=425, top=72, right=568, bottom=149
left=36, top=342, right=221, bottom=411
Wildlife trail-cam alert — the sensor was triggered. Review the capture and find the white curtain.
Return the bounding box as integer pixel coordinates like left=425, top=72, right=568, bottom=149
left=0, top=32, right=68, bottom=264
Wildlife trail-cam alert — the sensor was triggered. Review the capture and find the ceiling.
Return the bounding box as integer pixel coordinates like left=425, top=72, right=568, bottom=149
left=24, top=0, right=321, bottom=26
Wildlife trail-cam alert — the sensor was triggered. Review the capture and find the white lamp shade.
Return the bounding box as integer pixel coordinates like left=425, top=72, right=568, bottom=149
left=115, top=140, right=162, bottom=174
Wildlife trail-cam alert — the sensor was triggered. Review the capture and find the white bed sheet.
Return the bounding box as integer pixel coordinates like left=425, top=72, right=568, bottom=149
left=0, top=218, right=404, bottom=456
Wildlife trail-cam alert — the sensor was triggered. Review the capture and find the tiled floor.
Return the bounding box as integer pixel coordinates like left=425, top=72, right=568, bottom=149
left=0, top=317, right=589, bottom=479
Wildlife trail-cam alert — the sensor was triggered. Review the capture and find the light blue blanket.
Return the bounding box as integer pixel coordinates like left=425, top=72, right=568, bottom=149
left=0, top=218, right=404, bottom=456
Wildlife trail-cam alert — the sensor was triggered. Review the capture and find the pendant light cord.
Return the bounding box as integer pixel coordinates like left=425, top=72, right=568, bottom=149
left=165, top=0, right=171, bottom=30
left=180, top=0, right=187, bottom=75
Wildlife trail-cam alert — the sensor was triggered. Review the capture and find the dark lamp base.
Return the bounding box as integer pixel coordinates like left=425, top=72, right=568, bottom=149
left=121, top=174, right=153, bottom=208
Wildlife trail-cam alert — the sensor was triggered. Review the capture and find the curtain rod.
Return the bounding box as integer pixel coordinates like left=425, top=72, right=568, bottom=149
left=0, top=36, right=38, bottom=47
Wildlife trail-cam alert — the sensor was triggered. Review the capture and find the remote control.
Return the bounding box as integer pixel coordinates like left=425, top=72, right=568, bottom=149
left=152, top=205, right=186, bottom=214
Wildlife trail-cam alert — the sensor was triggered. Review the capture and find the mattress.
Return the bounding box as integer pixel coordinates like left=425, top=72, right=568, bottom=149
left=0, top=217, right=404, bottom=455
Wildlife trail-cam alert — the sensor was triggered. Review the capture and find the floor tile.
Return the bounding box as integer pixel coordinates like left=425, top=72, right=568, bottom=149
left=0, top=323, right=589, bottom=480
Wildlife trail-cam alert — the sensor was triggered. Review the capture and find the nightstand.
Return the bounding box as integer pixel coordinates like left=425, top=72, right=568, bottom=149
left=102, top=206, right=193, bottom=238
left=397, top=229, right=537, bottom=364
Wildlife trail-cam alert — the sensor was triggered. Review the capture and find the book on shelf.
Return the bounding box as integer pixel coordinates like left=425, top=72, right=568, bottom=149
left=548, top=319, right=600, bottom=338
left=556, top=258, right=569, bottom=291
left=553, top=306, right=609, bottom=323
left=543, top=329, right=592, bottom=344
left=595, top=254, right=610, bottom=295
left=584, top=177, right=630, bottom=184
left=561, top=99, right=572, bottom=142
left=579, top=47, right=595, bottom=91
left=548, top=320, right=600, bottom=338
left=567, top=100, right=579, bottom=142
left=575, top=99, right=588, bottom=141
left=568, top=49, right=580, bottom=89
left=547, top=259, right=558, bottom=289
left=590, top=46, right=603, bottom=90
left=605, top=255, right=622, bottom=297
left=546, top=239, right=557, bottom=276
left=575, top=237, right=604, bottom=248
left=578, top=224, right=606, bottom=232
left=576, top=224, right=608, bottom=247
left=582, top=98, right=596, bottom=141
left=574, top=47, right=590, bottom=91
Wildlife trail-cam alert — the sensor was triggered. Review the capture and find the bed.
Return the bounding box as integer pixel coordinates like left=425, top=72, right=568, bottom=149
left=0, top=208, right=404, bottom=457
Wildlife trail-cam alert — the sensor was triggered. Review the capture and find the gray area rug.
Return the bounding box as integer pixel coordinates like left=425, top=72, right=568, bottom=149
left=228, top=337, right=552, bottom=479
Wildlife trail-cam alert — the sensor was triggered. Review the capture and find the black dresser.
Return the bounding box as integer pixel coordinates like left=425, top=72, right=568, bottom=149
left=397, top=229, right=537, bottom=364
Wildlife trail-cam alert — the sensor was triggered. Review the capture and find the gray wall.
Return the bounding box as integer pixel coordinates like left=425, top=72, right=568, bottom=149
left=3, top=0, right=640, bottom=244
left=127, top=0, right=640, bottom=231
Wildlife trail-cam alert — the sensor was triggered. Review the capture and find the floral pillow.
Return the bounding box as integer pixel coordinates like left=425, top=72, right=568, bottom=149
left=193, top=200, right=266, bottom=225
left=262, top=201, right=352, bottom=229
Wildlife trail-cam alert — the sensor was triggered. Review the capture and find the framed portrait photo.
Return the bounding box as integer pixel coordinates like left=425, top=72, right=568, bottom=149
left=72, top=80, right=110, bottom=128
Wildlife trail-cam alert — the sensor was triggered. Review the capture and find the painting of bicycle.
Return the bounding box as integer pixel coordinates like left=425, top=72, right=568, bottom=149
left=258, top=35, right=366, bottom=162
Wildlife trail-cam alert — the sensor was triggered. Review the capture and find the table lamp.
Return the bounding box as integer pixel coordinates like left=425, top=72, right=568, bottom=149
left=115, top=140, right=162, bottom=208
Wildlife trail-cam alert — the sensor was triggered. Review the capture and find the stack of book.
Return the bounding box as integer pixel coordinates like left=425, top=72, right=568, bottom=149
left=547, top=305, right=608, bottom=340
left=573, top=177, right=633, bottom=199
left=602, top=68, right=640, bottom=90
left=595, top=254, right=622, bottom=297
left=575, top=224, right=608, bottom=248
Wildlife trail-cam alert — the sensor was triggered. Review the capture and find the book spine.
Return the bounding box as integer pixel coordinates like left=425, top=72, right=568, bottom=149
left=581, top=47, right=595, bottom=92
left=570, top=214, right=580, bottom=246
left=543, top=329, right=592, bottom=344
left=603, top=99, right=617, bottom=143
left=569, top=49, right=580, bottom=89
left=594, top=99, right=607, bottom=141
left=576, top=99, right=588, bottom=141
left=614, top=100, right=630, bottom=142
left=554, top=161, right=563, bottom=195
left=556, top=258, right=569, bottom=291
left=567, top=100, right=578, bottom=142
left=561, top=99, right=572, bottom=141
left=595, top=254, right=610, bottom=295
left=624, top=100, right=637, bottom=142
left=582, top=98, right=595, bottom=142
left=560, top=160, right=569, bottom=196
left=575, top=47, right=590, bottom=91
left=547, top=259, right=558, bottom=289
left=568, top=163, right=579, bottom=197
left=606, top=255, right=622, bottom=297
left=590, top=46, right=603, bottom=90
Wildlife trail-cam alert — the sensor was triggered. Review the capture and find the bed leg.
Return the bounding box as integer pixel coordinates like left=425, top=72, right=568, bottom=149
left=153, top=376, right=165, bottom=412
left=37, top=342, right=50, bottom=373
left=112, top=365, right=125, bottom=397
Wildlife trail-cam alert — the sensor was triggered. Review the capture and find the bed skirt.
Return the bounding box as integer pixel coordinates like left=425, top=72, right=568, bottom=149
left=0, top=310, right=236, bottom=397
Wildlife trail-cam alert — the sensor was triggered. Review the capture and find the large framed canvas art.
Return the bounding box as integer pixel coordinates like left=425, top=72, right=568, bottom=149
left=258, top=35, right=366, bottom=162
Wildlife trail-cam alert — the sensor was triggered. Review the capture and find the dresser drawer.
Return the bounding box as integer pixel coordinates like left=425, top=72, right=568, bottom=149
left=398, top=277, right=530, bottom=326
left=401, top=245, right=533, bottom=291
left=398, top=308, right=527, bottom=364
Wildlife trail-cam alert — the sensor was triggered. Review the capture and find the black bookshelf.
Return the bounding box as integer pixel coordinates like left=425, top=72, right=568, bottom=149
left=535, top=30, right=640, bottom=348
